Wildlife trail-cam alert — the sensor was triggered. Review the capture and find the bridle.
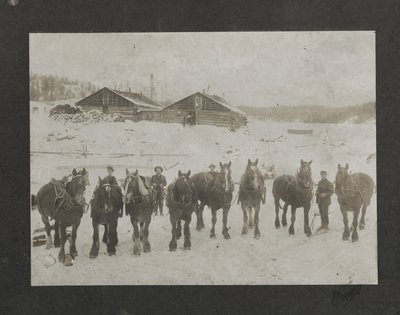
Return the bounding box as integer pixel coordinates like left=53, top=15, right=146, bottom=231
left=123, top=174, right=149, bottom=204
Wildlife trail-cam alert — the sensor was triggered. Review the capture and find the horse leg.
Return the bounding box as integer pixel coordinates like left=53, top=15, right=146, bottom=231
left=139, top=222, right=144, bottom=241
left=241, top=204, right=249, bottom=235
left=359, top=204, right=367, bottom=230
left=43, top=219, right=53, bottom=249
left=352, top=207, right=360, bottom=242
left=69, top=220, right=80, bottom=256
left=303, top=204, right=312, bottom=237
left=210, top=209, right=217, bottom=239
left=169, top=216, right=177, bottom=251
left=248, top=207, right=254, bottom=229
left=341, top=206, right=350, bottom=241
left=131, top=217, right=141, bottom=256
left=183, top=217, right=192, bottom=250
left=54, top=220, right=61, bottom=248
left=222, top=206, right=231, bottom=239
left=107, top=222, right=117, bottom=256
left=89, top=220, right=100, bottom=258
left=58, top=222, right=67, bottom=263
left=102, top=224, right=108, bottom=244
left=289, top=205, right=296, bottom=235
left=282, top=203, right=289, bottom=227
left=115, top=219, right=119, bottom=245
left=196, top=202, right=205, bottom=231
left=254, top=204, right=261, bottom=239
left=143, top=219, right=151, bottom=253
left=176, top=221, right=182, bottom=240
left=274, top=197, right=280, bottom=228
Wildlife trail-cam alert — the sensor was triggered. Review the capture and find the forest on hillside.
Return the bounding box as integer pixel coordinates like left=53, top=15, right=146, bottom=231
left=30, top=73, right=98, bottom=102
left=238, top=102, right=375, bottom=124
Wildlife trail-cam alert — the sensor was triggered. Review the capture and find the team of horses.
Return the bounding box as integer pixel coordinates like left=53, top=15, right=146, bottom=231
left=35, top=159, right=375, bottom=265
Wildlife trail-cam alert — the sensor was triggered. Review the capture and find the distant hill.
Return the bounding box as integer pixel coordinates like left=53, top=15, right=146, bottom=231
left=238, top=102, right=375, bottom=124
left=30, top=73, right=98, bottom=102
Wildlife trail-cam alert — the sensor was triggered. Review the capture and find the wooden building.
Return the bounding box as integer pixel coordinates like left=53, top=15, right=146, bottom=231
left=162, top=92, right=247, bottom=127
left=76, top=87, right=163, bottom=121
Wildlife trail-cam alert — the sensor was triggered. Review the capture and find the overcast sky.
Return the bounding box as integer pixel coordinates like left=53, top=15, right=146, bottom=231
left=30, top=32, right=375, bottom=107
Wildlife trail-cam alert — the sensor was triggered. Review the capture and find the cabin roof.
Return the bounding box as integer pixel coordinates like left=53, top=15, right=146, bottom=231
left=111, top=89, right=163, bottom=109
left=164, top=91, right=246, bottom=116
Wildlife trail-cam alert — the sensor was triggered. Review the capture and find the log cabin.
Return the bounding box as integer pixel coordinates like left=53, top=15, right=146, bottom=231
left=162, top=92, right=247, bottom=128
left=76, top=87, right=163, bottom=121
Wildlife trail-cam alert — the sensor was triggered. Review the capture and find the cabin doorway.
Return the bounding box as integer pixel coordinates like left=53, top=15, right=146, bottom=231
left=102, top=92, right=109, bottom=115
left=187, top=111, right=196, bottom=125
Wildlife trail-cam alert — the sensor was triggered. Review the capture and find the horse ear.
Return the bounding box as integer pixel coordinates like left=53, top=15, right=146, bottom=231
left=228, top=161, right=231, bottom=167
left=338, top=164, right=341, bottom=169
left=301, top=159, right=304, bottom=164
left=219, top=162, right=223, bottom=169
left=309, top=160, right=312, bottom=165
left=134, top=169, right=138, bottom=176
left=126, top=168, right=129, bottom=175
left=72, top=168, right=77, bottom=176
left=187, top=170, right=191, bottom=177
left=82, top=168, right=87, bottom=175
left=345, top=163, right=349, bottom=170
left=178, top=170, right=182, bottom=177
left=255, top=158, right=258, bottom=165
left=98, top=176, right=102, bottom=182
left=248, top=159, right=251, bottom=165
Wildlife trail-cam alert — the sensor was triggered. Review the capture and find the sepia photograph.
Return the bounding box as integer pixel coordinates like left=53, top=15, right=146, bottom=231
left=30, top=32, right=376, bottom=285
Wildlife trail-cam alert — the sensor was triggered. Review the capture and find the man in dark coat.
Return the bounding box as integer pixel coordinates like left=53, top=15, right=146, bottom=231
left=316, top=170, right=334, bottom=232
left=104, top=166, right=118, bottom=186
left=150, top=166, right=167, bottom=215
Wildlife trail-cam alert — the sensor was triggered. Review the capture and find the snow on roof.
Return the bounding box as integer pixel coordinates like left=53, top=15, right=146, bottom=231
left=111, top=89, right=163, bottom=109
left=199, top=92, right=246, bottom=116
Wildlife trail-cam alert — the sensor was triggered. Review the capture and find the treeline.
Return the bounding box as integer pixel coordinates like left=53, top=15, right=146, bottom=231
left=30, top=73, right=98, bottom=102
left=238, top=102, right=375, bottom=123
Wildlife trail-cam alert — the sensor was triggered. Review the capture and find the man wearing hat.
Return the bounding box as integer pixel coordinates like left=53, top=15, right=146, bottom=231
left=104, top=166, right=118, bottom=186
left=316, top=170, right=334, bottom=232
left=150, top=166, right=167, bottom=215
left=208, top=164, right=218, bottom=179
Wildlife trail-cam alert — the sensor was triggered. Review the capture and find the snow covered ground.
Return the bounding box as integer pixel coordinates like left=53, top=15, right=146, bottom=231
left=30, top=102, right=377, bottom=285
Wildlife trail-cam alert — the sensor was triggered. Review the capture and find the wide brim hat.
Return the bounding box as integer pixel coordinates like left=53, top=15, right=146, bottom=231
left=320, top=170, right=327, bottom=175
left=154, top=166, right=163, bottom=173
left=209, top=164, right=216, bottom=169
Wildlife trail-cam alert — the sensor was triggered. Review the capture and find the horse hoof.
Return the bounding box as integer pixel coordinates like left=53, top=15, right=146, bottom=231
left=282, top=221, right=287, bottom=227
left=169, top=247, right=177, bottom=252
left=176, top=235, right=181, bottom=240
left=289, top=228, right=294, bottom=235
left=143, top=246, right=151, bottom=253
left=133, top=251, right=141, bottom=256
left=275, top=222, right=280, bottom=228
left=352, top=235, right=359, bottom=242
left=359, top=224, right=365, bottom=230
left=223, top=233, right=230, bottom=240
left=210, top=234, right=216, bottom=239
left=89, top=254, right=98, bottom=259
left=342, top=236, right=349, bottom=241
left=108, top=252, right=116, bottom=256
left=254, top=234, right=260, bottom=239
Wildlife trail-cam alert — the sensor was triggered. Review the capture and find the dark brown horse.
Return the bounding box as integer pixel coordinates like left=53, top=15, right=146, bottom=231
left=89, top=177, right=123, bottom=258
left=36, top=168, right=89, bottom=264
left=123, top=169, right=153, bottom=255
left=335, top=163, right=375, bottom=242
left=272, top=160, right=313, bottom=236
left=191, top=162, right=234, bottom=239
left=239, top=159, right=266, bottom=239
left=166, top=170, right=196, bottom=251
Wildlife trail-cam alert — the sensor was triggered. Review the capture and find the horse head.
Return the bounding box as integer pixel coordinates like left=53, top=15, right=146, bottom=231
left=173, top=170, right=194, bottom=203
left=218, top=161, right=233, bottom=193
left=68, top=168, right=88, bottom=205
left=123, top=168, right=148, bottom=204
left=245, top=159, right=262, bottom=190
left=336, top=163, right=350, bottom=188
left=298, top=159, right=312, bottom=182
left=95, top=176, right=114, bottom=213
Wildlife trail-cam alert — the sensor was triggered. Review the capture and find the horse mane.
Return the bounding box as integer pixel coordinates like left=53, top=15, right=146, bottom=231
left=137, top=175, right=149, bottom=196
